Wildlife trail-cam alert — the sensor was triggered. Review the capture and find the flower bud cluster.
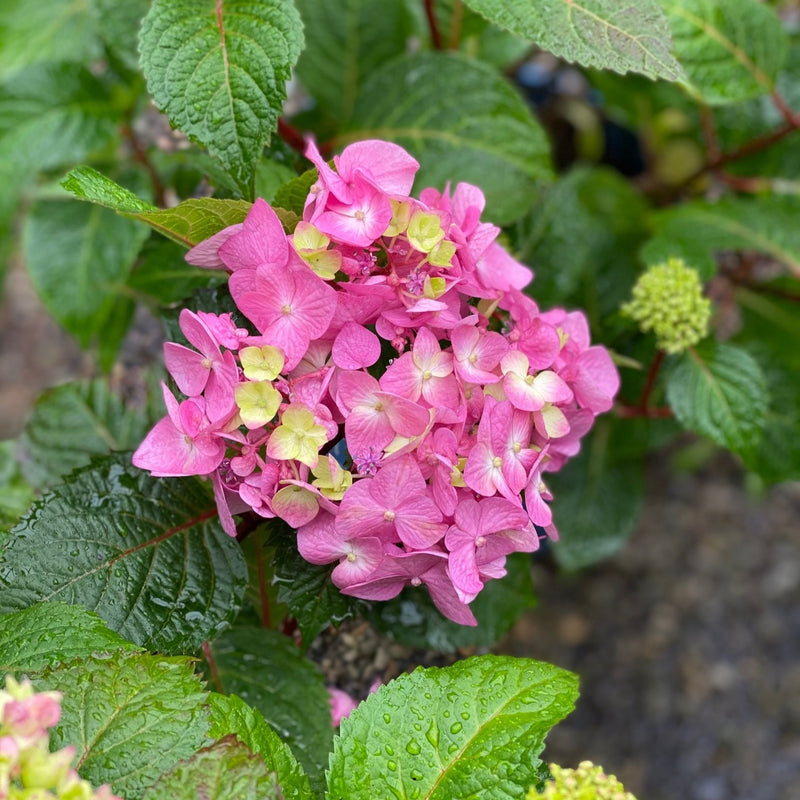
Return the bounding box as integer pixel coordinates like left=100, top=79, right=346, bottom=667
left=621, top=257, right=710, bottom=354
left=133, top=139, right=619, bottom=625
left=526, top=762, right=637, bottom=800
left=0, top=676, right=121, bottom=800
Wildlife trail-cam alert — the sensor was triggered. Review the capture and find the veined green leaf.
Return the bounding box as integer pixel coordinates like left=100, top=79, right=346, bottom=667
left=666, top=341, right=767, bottom=454
left=345, top=51, right=552, bottom=224
left=0, top=454, right=248, bottom=654
left=661, top=0, right=788, bottom=105
left=464, top=0, right=684, bottom=81
left=34, top=652, right=208, bottom=798
left=328, top=655, right=578, bottom=799
left=139, top=0, right=304, bottom=196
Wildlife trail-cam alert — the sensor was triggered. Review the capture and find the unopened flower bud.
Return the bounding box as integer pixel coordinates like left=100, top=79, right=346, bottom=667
left=621, top=257, right=711, bottom=354
left=526, top=761, right=637, bottom=799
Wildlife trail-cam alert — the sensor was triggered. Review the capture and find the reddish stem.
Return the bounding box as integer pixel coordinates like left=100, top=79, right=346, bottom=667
left=202, top=641, right=224, bottom=693
left=253, top=529, right=272, bottom=629
left=121, top=122, right=166, bottom=207
left=639, top=349, right=665, bottom=412
left=277, top=117, right=307, bottom=156
left=424, top=0, right=443, bottom=50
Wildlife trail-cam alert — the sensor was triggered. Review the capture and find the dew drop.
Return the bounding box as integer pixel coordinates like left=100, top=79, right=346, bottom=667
left=449, top=722, right=462, bottom=734
left=460, top=711, right=470, bottom=720
left=383, top=713, right=391, bottom=724
left=387, top=760, right=397, bottom=772
left=410, top=768, right=423, bottom=781
left=406, top=740, right=421, bottom=755
left=384, top=744, right=394, bottom=756
left=425, top=721, right=439, bottom=749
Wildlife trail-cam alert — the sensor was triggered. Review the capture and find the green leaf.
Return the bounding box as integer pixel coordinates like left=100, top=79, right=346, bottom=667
left=294, top=0, right=412, bottom=121
left=666, top=341, right=767, bottom=454
left=0, top=62, right=117, bottom=176
left=202, top=626, right=332, bottom=794
left=142, top=737, right=283, bottom=800
left=328, top=655, right=578, bottom=799
left=208, top=693, right=313, bottom=800
left=22, top=198, right=148, bottom=349
left=267, top=521, right=360, bottom=648
left=0, top=453, right=248, bottom=653
left=61, top=166, right=253, bottom=247
left=89, top=0, right=151, bottom=73
left=346, top=51, right=552, bottom=225
left=254, top=158, right=297, bottom=203
left=0, top=602, right=139, bottom=673
left=17, top=379, right=152, bottom=490
left=128, top=236, right=226, bottom=306
left=463, top=0, right=683, bottom=81
left=371, top=553, right=535, bottom=653
left=34, top=652, right=208, bottom=798
left=641, top=195, right=800, bottom=280
left=661, top=0, right=788, bottom=105
left=0, top=0, right=102, bottom=80
left=139, top=0, right=305, bottom=196
left=549, top=424, right=646, bottom=571
left=272, top=168, right=318, bottom=217
left=0, top=441, right=33, bottom=532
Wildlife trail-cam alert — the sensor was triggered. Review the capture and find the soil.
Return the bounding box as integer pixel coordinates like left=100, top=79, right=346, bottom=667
left=2, top=263, right=799, bottom=800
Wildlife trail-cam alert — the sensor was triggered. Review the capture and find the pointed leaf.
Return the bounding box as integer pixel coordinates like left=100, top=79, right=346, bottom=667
left=22, top=199, right=148, bottom=349
left=0, top=453, right=248, bottom=653
left=294, top=0, right=413, bottom=121
left=141, top=737, right=283, bottom=800
left=273, top=168, right=319, bottom=218
left=661, top=0, right=788, bottom=105
left=207, top=693, right=313, bottom=800
left=139, top=0, right=304, bottom=196
left=0, top=602, right=139, bottom=673
left=328, top=654, right=578, bottom=799
left=464, top=0, right=683, bottom=81
left=202, top=626, right=332, bottom=794
left=17, top=378, right=153, bottom=490
left=346, top=51, right=552, bottom=224
left=33, top=652, right=208, bottom=798
left=62, top=166, right=253, bottom=247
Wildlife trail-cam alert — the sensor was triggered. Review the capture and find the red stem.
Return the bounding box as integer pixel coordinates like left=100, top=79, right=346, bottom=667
left=277, top=117, right=307, bottom=156
left=253, top=529, right=272, bottom=628
left=121, top=122, right=166, bottom=207
left=202, top=641, right=224, bottom=693
left=424, top=0, right=443, bottom=50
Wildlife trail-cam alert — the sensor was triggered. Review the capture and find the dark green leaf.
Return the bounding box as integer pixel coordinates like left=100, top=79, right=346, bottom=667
left=666, top=341, right=767, bottom=454
left=272, top=168, right=318, bottom=217
left=207, top=693, right=313, bottom=800
left=0, top=602, right=139, bottom=673
left=17, top=379, right=152, bottom=490
left=0, top=453, right=248, bottom=653
left=34, top=652, right=208, bottom=798
left=202, top=626, right=332, bottom=794
left=254, top=158, right=297, bottom=203
left=141, top=737, right=282, bottom=800
left=295, top=0, right=412, bottom=121
left=464, top=0, right=683, bottom=81
left=0, top=441, right=33, bottom=532
left=549, top=421, right=646, bottom=570
left=89, top=0, right=151, bottom=72
left=328, top=654, right=578, bottom=799
left=661, top=0, right=788, bottom=105
left=22, top=199, right=148, bottom=348
left=61, top=166, right=253, bottom=247
left=346, top=51, right=552, bottom=225
left=371, top=553, right=535, bottom=653
left=139, top=0, right=304, bottom=196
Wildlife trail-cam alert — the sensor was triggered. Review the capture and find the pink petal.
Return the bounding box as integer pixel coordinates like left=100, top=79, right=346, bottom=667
left=336, top=140, right=419, bottom=195
left=573, top=346, right=620, bottom=413
left=218, top=198, right=288, bottom=271
left=332, top=322, right=381, bottom=369
left=185, top=223, right=243, bottom=269
left=164, top=342, right=208, bottom=397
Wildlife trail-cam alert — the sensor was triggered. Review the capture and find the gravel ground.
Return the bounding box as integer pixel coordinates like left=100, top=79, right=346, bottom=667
left=2, top=264, right=799, bottom=800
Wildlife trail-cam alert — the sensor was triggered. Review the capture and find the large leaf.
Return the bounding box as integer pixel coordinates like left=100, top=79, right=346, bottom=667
left=141, top=737, right=282, bottom=800
left=641, top=195, right=800, bottom=280
left=371, top=552, right=535, bottom=653
left=328, top=655, right=578, bottom=799
left=549, top=424, right=646, bottom=571
left=0, top=0, right=102, bottom=80
left=294, top=0, right=412, bottom=121
left=0, top=454, right=248, bottom=653
left=61, top=166, right=252, bottom=247
left=34, top=652, right=208, bottom=798
left=17, top=378, right=153, bottom=490
left=207, top=693, right=313, bottom=800
left=0, top=602, right=139, bottom=673
left=89, top=0, right=151, bottom=73
left=345, top=51, right=552, bottom=225
left=464, top=0, right=683, bottom=81
left=661, top=0, right=788, bottom=105
left=0, top=441, right=33, bottom=533
left=202, top=626, right=332, bottom=794
left=0, top=62, right=117, bottom=176
left=666, top=341, right=767, bottom=454
left=139, top=0, right=304, bottom=196
left=22, top=198, right=148, bottom=349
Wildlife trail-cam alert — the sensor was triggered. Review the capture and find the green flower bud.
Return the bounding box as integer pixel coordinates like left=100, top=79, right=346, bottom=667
left=621, top=257, right=711, bottom=354
left=526, top=761, right=637, bottom=800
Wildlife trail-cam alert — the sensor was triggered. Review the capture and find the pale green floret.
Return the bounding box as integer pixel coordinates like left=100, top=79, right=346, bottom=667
left=621, top=257, right=711, bottom=354
left=526, top=762, right=637, bottom=800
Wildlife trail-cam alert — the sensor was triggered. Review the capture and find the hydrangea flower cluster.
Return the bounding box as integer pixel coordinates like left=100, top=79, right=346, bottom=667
left=0, top=676, right=121, bottom=800
left=133, top=139, right=619, bottom=625
left=526, top=761, right=637, bottom=800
